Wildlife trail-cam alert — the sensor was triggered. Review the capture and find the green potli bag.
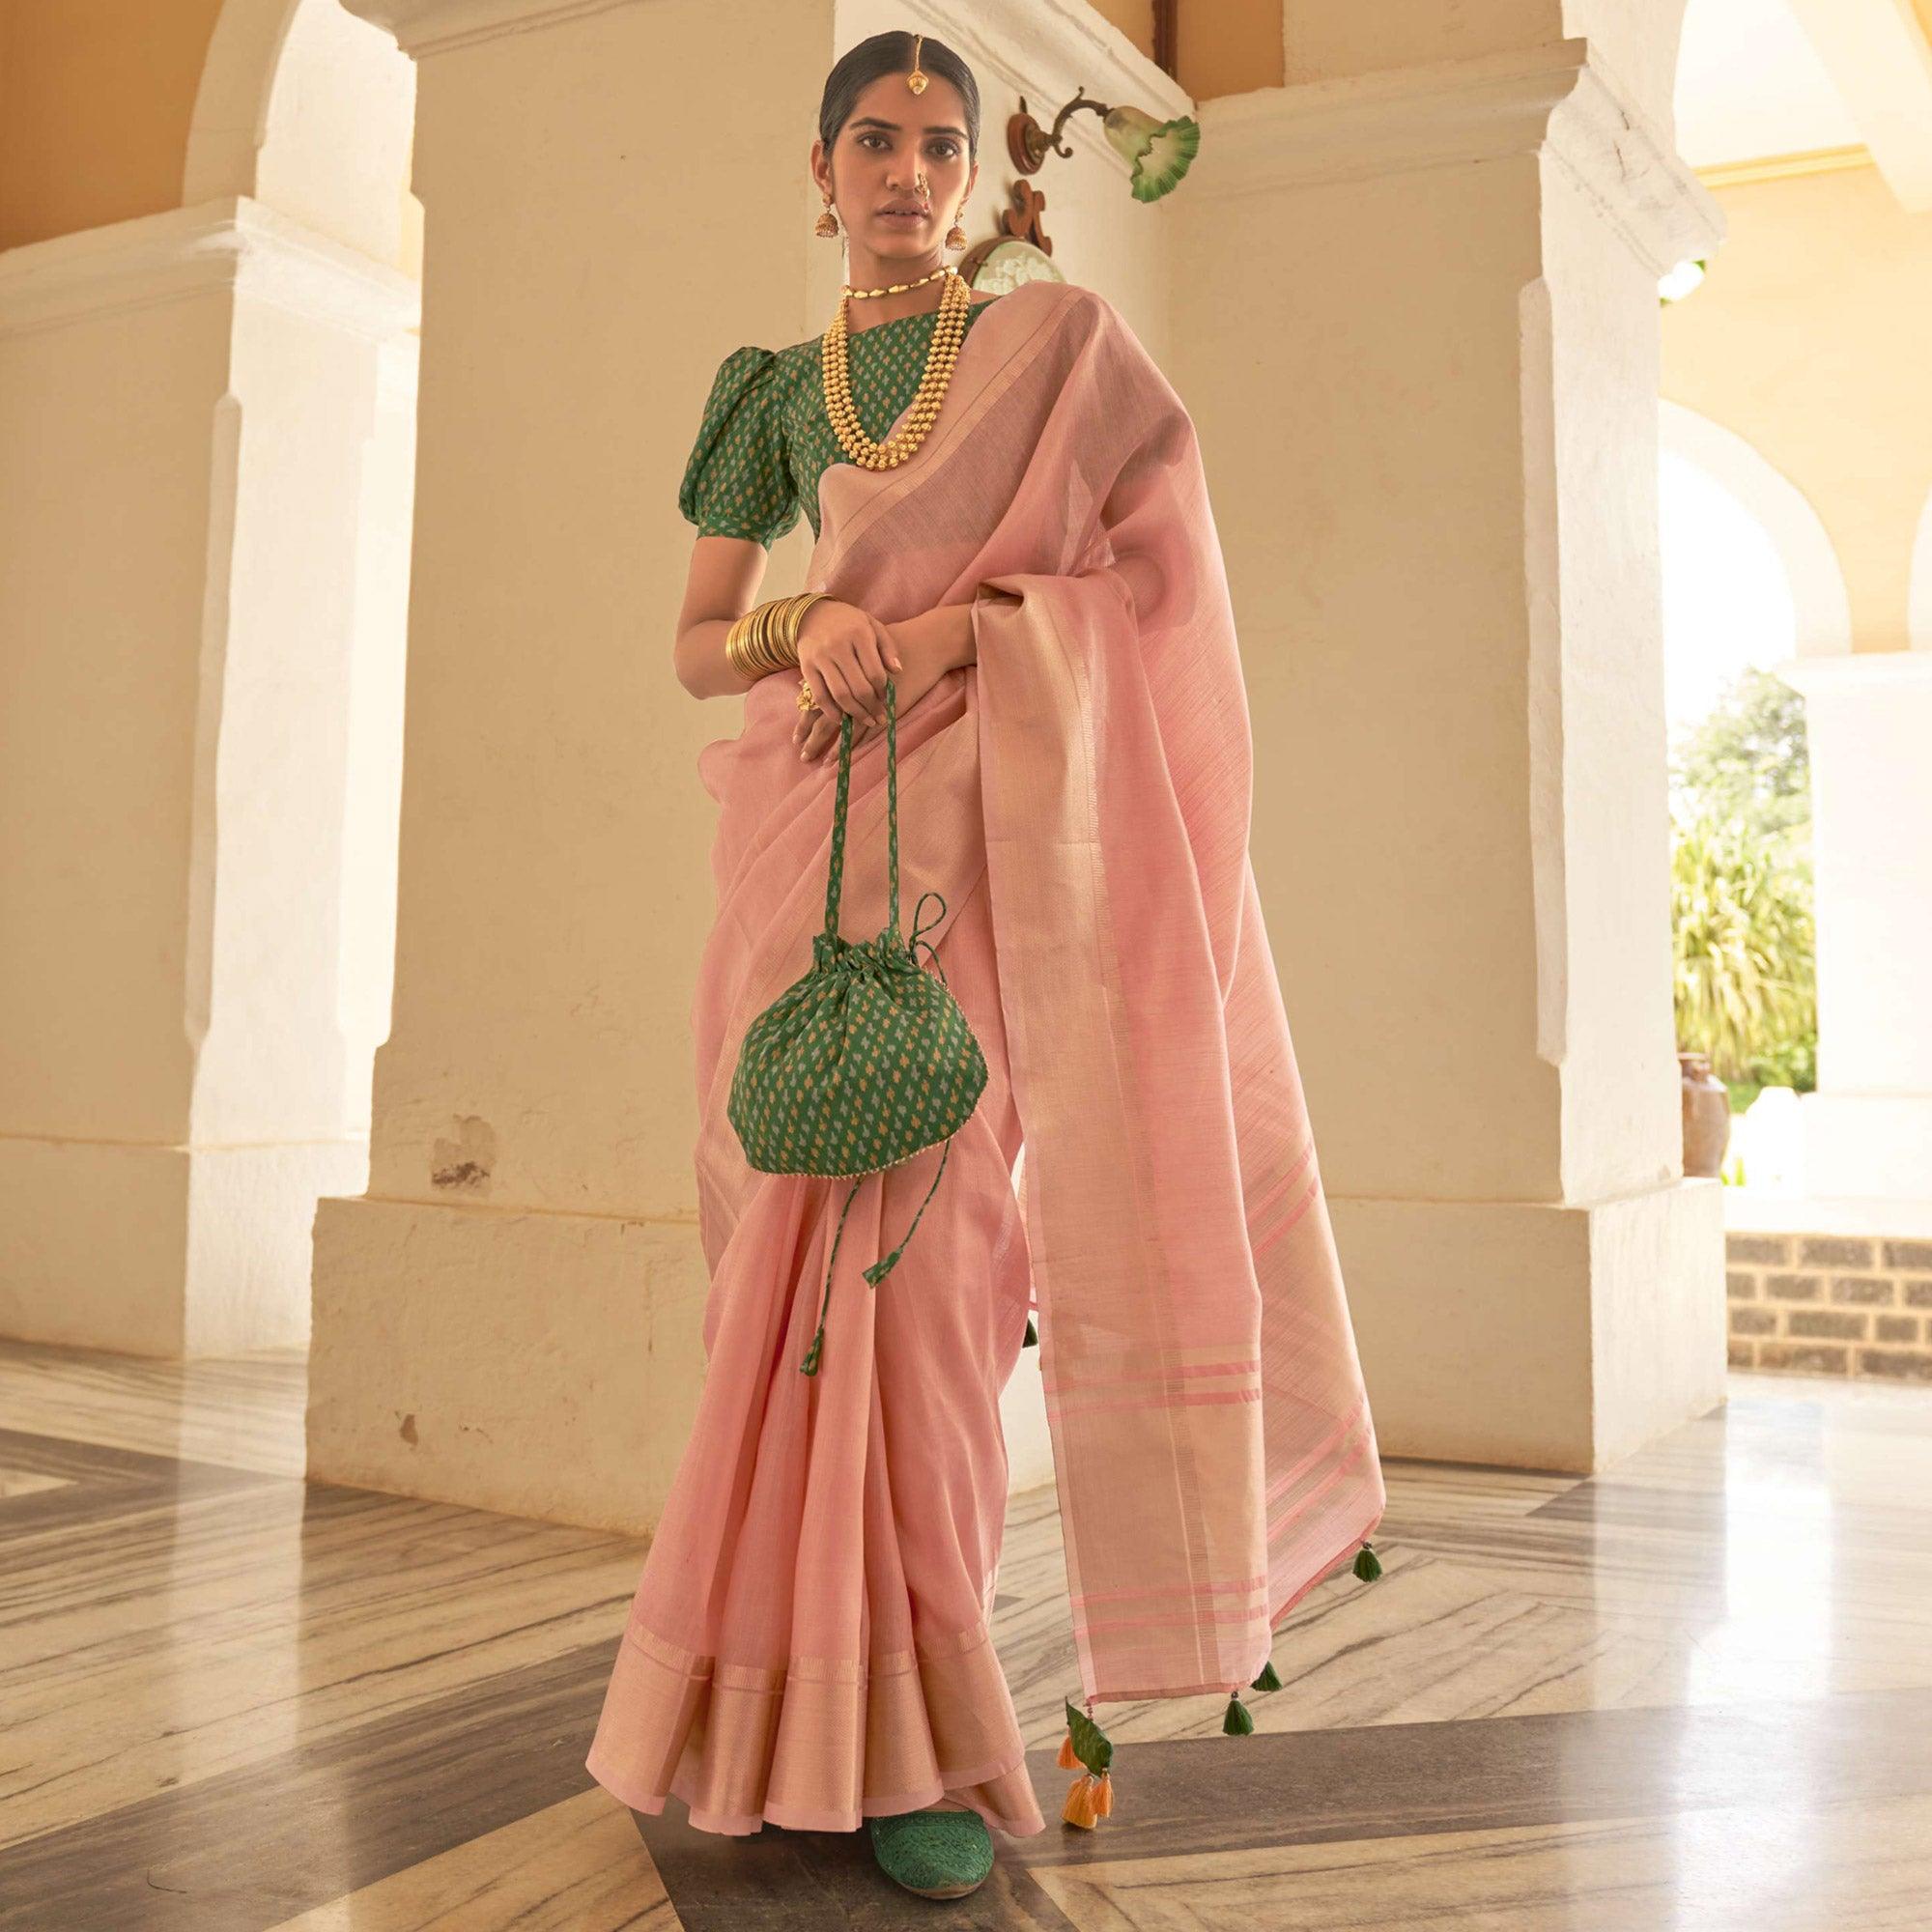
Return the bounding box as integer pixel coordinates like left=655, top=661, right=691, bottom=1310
left=726, top=677, right=989, bottom=1376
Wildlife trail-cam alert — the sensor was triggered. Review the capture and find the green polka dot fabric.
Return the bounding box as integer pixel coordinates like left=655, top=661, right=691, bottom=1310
left=678, top=298, right=1002, bottom=548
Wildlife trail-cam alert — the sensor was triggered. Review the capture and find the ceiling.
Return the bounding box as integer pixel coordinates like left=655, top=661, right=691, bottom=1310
left=1673, top=0, right=1932, bottom=204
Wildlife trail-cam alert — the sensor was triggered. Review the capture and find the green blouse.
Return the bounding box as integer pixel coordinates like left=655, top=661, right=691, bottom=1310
left=678, top=297, right=1004, bottom=549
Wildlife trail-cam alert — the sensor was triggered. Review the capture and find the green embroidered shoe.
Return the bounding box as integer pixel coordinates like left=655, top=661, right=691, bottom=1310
left=867, top=1805, right=996, bottom=1899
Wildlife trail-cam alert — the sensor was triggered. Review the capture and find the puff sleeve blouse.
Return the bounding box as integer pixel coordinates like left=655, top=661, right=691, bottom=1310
left=676, top=299, right=1004, bottom=551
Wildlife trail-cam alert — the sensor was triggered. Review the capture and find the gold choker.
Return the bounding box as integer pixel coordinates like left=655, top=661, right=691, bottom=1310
left=843, top=264, right=948, bottom=299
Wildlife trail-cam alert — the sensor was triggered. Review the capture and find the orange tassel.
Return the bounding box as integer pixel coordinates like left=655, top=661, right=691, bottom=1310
left=1057, top=1730, right=1081, bottom=1770
left=1062, top=1771, right=1101, bottom=1829
left=1093, top=1769, right=1114, bottom=1817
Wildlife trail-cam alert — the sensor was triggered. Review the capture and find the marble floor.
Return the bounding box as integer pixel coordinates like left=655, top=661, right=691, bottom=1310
left=2, top=1340, right=1929, bottom=1929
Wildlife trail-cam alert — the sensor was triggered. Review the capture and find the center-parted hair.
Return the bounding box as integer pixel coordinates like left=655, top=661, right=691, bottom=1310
left=818, top=30, right=981, bottom=160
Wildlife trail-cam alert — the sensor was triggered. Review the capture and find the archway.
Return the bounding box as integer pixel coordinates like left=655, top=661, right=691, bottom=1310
left=186, top=0, right=420, bottom=272
left=0, top=0, right=419, bottom=1357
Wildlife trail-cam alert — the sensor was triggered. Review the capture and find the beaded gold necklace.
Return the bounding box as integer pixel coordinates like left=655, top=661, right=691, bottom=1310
left=820, top=265, right=972, bottom=471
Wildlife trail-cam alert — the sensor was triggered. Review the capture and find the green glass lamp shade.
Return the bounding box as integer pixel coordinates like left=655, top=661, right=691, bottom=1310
left=1101, top=105, right=1201, bottom=202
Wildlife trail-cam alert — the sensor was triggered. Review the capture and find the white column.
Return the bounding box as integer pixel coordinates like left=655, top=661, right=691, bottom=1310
left=0, top=198, right=417, bottom=1356
left=309, top=0, right=841, bottom=1529
left=1171, top=40, right=1728, bottom=1469
left=1779, top=652, right=1932, bottom=1199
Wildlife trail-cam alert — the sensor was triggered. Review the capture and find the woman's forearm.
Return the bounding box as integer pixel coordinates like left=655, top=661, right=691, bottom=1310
left=675, top=616, right=761, bottom=700
left=890, top=598, right=977, bottom=674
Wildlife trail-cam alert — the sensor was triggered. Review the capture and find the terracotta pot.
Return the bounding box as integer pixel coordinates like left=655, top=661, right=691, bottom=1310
left=1679, top=1051, right=1731, bottom=1179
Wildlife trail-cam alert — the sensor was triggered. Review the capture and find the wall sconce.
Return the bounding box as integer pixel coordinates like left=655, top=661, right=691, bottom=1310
left=1009, top=86, right=1201, bottom=203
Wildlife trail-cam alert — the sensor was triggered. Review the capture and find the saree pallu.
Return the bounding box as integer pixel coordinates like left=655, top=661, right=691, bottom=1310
left=587, top=278, right=1385, bottom=1835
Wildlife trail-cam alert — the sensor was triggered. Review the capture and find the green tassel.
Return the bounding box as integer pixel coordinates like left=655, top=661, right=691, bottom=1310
left=1065, top=1697, right=1113, bottom=1775
left=1222, top=1689, right=1254, bottom=1736
left=1250, top=1658, right=1282, bottom=1692
left=1352, top=1541, right=1382, bottom=1582
left=1023, top=1315, right=1038, bottom=1347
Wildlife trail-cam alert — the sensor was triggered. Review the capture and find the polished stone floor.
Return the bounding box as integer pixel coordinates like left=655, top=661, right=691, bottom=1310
left=1, top=1339, right=1928, bottom=1928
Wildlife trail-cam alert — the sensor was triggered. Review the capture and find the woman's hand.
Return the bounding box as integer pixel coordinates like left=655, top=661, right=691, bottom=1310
left=793, top=600, right=977, bottom=761
left=794, top=597, right=900, bottom=736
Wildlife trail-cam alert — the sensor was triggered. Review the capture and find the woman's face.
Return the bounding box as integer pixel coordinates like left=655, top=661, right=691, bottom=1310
left=814, top=71, right=977, bottom=265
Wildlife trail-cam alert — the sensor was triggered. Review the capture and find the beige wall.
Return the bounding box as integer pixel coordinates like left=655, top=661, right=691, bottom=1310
left=6, top=0, right=1280, bottom=259
left=1281, top=0, right=1687, bottom=130
left=1662, top=161, right=1932, bottom=654
left=0, top=0, right=227, bottom=248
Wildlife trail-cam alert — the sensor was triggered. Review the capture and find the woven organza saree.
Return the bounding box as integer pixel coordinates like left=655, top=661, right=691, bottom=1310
left=806, top=278, right=1386, bottom=1702
left=588, top=278, right=1383, bottom=1834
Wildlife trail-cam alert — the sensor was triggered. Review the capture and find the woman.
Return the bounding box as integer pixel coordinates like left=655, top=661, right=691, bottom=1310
left=586, top=28, right=1386, bottom=1903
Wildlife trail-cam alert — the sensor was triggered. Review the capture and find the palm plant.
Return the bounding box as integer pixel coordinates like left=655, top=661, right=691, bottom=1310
left=1670, top=813, right=1815, bottom=1085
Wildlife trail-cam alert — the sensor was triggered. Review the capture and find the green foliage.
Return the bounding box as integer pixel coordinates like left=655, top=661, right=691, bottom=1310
left=1668, top=667, right=1816, bottom=1091
left=1670, top=667, right=1810, bottom=841
left=1671, top=815, right=1815, bottom=1086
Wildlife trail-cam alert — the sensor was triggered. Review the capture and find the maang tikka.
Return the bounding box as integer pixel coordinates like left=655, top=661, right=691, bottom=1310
left=909, top=41, right=969, bottom=248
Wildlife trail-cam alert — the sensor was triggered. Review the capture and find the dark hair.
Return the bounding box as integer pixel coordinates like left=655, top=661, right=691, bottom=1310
left=818, top=30, right=980, bottom=160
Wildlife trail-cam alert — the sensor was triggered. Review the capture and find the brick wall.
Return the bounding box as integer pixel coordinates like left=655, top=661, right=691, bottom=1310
left=1726, top=1234, right=1932, bottom=1380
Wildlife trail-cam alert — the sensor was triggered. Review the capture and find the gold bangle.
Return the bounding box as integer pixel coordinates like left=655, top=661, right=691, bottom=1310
left=750, top=596, right=787, bottom=671
left=724, top=591, right=829, bottom=682
left=726, top=602, right=782, bottom=678
left=724, top=612, right=759, bottom=681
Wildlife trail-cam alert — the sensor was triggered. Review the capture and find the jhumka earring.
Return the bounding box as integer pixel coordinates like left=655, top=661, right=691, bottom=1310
left=815, top=189, right=839, bottom=239
left=946, top=198, right=969, bottom=250
left=906, top=33, right=928, bottom=94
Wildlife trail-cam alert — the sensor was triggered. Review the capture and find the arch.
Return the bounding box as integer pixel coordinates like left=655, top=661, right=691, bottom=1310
left=185, top=0, right=417, bottom=270
left=1658, top=398, right=1853, bottom=658
left=182, top=0, right=303, bottom=205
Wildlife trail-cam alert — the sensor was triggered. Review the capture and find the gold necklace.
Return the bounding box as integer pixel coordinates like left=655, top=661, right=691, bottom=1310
left=844, top=264, right=948, bottom=300
left=821, top=266, right=972, bottom=471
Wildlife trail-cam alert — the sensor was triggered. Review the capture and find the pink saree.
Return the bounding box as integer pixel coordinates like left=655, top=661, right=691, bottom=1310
left=586, top=278, right=1384, bottom=1839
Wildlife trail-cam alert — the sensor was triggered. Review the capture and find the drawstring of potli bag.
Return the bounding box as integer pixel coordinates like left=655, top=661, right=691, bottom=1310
left=798, top=1134, right=957, bottom=1377
left=796, top=885, right=959, bottom=1376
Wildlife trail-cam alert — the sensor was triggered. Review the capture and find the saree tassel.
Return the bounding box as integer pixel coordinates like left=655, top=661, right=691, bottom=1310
left=1064, top=1698, right=1113, bottom=1774
left=1063, top=1772, right=1103, bottom=1829
left=1222, top=1689, right=1254, bottom=1736
left=1061, top=1696, right=1116, bottom=1825
left=1024, top=1314, right=1038, bottom=1347
left=1250, top=1658, right=1283, bottom=1692
left=1353, top=1540, right=1382, bottom=1581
